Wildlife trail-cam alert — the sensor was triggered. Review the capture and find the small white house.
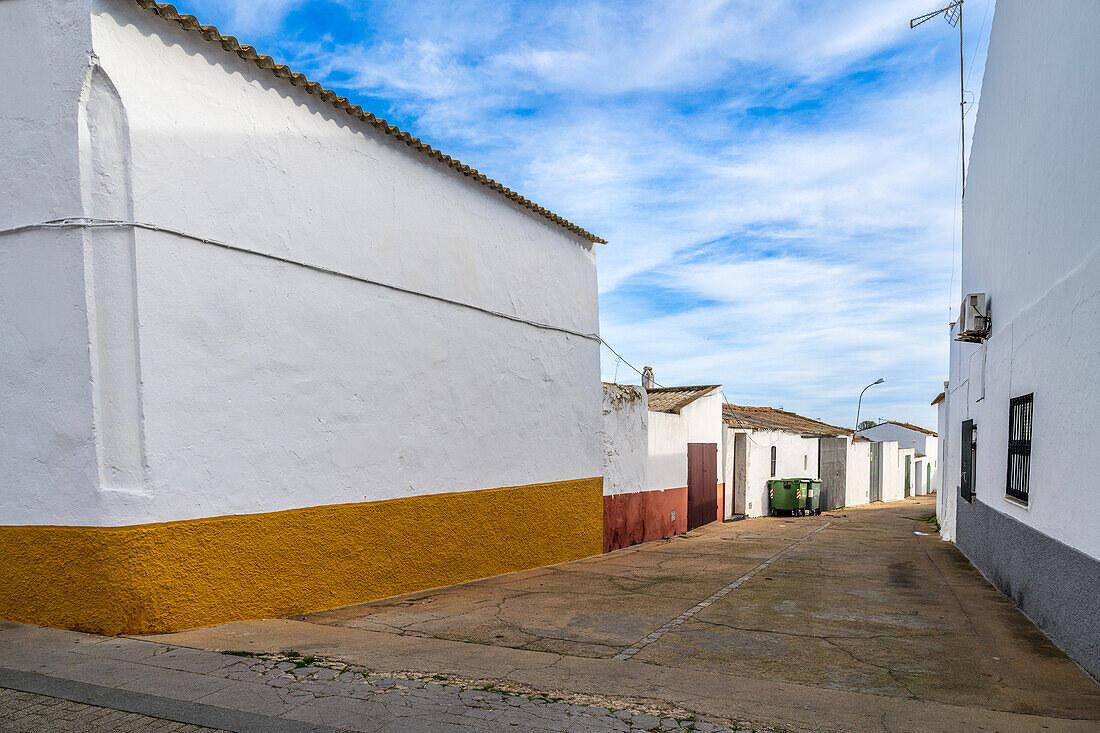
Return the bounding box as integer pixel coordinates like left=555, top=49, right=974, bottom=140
left=856, top=421, right=938, bottom=496
left=0, top=0, right=604, bottom=635
left=601, top=381, right=724, bottom=551
left=938, top=0, right=1100, bottom=678
left=722, top=405, right=853, bottom=517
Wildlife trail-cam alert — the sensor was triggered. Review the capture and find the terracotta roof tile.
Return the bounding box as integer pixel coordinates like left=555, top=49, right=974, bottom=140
left=645, top=386, right=720, bottom=414
left=723, top=404, right=852, bottom=437
left=131, top=1, right=605, bottom=245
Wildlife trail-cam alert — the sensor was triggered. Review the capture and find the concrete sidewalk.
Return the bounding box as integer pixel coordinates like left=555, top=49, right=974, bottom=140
left=0, top=622, right=747, bottom=732
left=144, top=497, right=1100, bottom=732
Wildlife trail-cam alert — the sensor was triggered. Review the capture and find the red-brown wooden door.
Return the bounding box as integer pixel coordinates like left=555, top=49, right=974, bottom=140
left=687, top=443, right=719, bottom=530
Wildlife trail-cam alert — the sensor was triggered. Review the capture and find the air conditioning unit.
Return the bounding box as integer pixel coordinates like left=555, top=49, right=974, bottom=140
left=956, top=292, right=990, bottom=342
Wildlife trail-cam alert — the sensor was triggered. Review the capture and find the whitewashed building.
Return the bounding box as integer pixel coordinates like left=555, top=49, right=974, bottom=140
left=856, top=421, right=938, bottom=496
left=0, top=0, right=605, bottom=635
left=601, top=382, right=724, bottom=551
left=938, top=0, right=1099, bottom=678
left=722, top=405, right=854, bottom=516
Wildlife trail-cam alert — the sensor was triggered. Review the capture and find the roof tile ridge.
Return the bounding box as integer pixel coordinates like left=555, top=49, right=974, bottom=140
left=131, top=0, right=605, bottom=244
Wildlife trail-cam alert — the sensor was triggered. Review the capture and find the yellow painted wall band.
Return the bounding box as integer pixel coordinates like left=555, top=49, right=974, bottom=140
left=0, top=477, right=603, bottom=636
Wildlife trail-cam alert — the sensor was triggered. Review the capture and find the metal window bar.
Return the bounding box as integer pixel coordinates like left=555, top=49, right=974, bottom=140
left=770, top=446, right=777, bottom=477
left=1006, top=394, right=1033, bottom=503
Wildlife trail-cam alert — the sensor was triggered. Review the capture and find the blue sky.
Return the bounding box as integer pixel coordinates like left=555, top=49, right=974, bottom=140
left=171, top=0, right=996, bottom=430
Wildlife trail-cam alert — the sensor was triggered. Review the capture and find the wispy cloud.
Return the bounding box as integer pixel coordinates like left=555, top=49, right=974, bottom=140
left=168, top=0, right=996, bottom=428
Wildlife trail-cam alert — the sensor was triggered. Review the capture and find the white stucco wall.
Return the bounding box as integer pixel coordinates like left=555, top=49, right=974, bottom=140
left=734, top=430, right=820, bottom=517
left=1, top=0, right=103, bottom=523
left=876, top=441, right=903, bottom=503
left=645, top=388, right=721, bottom=492
left=943, top=0, right=1100, bottom=559
left=2, top=0, right=604, bottom=526
left=602, top=384, right=648, bottom=496
left=846, top=440, right=871, bottom=508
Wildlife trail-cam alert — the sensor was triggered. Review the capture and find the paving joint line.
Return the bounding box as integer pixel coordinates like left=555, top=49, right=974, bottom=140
left=613, top=522, right=832, bottom=661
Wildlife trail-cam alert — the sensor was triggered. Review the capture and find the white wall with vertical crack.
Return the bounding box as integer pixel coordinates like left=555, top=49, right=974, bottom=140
left=601, top=384, right=648, bottom=496
left=1, top=0, right=603, bottom=526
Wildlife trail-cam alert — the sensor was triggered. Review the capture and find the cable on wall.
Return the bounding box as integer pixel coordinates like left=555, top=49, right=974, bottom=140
left=0, top=217, right=601, bottom=343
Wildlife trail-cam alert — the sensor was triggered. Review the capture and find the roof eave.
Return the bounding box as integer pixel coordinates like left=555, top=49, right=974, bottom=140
left=131, top=1, right=605, bottom=245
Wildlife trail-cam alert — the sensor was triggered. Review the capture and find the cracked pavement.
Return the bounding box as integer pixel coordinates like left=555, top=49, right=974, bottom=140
left=3, top=497, right=1099, bottom=732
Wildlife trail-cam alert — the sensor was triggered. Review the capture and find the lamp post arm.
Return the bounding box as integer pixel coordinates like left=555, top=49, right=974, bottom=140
left=855, top=381, right=881, bottom=431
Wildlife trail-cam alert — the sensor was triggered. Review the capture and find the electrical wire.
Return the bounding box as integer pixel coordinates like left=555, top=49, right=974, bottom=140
left=720, top=388, right=767, bottom=447
left=0, top=217, right=601, bottom=343
left=2, top=217, right=680, bottom=396
left=599, top=339, right=663, bottom=388
left=964, top=0, right=993, bottom=88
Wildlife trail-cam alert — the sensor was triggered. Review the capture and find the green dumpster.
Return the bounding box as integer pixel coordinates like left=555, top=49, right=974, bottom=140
left=804, top=479, right=822, bottom=515
left=768, top=479, right=800, bottom=515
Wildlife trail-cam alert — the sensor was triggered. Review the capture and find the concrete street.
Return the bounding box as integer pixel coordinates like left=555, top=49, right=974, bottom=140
left=2, top=497, right=1098, bottom=732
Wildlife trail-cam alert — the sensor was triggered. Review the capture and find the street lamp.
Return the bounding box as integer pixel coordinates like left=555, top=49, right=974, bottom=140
left=855, top=378, right=885, bottom=431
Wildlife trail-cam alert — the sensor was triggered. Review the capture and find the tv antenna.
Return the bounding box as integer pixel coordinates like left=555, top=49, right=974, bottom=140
left=911, top=1, right=966, bottom=197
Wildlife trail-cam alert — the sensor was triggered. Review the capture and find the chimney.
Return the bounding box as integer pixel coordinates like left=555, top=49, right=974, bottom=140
left=642, top=366, right=655, bottom=390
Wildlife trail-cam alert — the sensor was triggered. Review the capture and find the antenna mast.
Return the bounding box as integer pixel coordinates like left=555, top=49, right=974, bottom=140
left=911, top=1, right=965, bottom=197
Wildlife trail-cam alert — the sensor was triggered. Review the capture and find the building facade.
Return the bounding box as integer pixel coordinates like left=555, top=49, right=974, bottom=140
left=856, top=421, right=938, bottom=496
left=938, top=0, right=1099, bottom=678
left=723, top=405, right=850, bottom=516
left=603, top=385, right=723, bottom=551
left=0, top=0, right=604, bottom=634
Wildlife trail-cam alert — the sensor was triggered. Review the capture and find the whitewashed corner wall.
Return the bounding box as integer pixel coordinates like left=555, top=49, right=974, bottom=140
left=1, top=0, right=101, bottom=522
left=601, top=384, right=648, bottom=496
left=1, top=0, right=604, bottom=527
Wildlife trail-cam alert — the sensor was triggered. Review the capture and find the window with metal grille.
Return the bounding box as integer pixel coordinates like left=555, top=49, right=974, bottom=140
left=1006, top=393, right=1033, bottom=503
left=770, top=446, right=777, bottom=477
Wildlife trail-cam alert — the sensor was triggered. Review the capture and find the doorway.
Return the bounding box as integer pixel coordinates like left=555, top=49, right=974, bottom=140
left=687, top=443, right=718, bottom=530
left=904, top=455, right=912, bottom=498
left=733, top=433, right=748, bottom=515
